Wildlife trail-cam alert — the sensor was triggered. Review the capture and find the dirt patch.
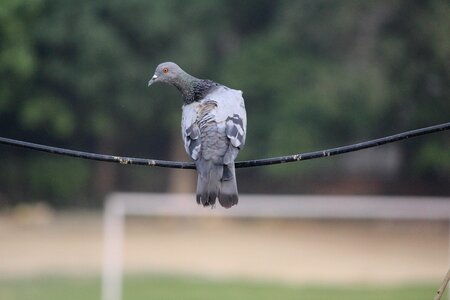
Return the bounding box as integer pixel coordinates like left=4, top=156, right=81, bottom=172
left=0, top=212, right=448, bottom=284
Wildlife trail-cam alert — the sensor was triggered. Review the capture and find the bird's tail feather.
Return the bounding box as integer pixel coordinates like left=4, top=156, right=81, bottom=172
left=219, top=164, right=238, bottom=208
left=196, top=159, right=222, bottom=207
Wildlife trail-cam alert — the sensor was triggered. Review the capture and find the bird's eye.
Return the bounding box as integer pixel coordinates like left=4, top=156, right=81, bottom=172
left=163, top=67, right=169, bottom=74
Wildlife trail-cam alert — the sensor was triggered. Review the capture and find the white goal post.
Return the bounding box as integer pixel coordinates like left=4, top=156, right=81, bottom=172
left=102, top=193, right=450, bottom=300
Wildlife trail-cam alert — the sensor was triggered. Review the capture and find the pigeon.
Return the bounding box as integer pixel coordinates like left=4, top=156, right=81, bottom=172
left=148, top=62, right=247, bottom=208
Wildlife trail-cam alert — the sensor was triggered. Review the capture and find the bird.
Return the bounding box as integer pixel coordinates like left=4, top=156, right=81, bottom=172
left=148, top=62, right=247, bottom=208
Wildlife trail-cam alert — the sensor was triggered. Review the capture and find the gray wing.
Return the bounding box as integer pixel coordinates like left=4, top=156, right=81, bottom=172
left=223, top=113, right=246, bottom=165
left=181, top=103, right=201, bottom=161
left=205, top=87, right=246, bottom=166
left=184, top=123, right=201, bottom=161
left=226, top=114, right=245, bottom=149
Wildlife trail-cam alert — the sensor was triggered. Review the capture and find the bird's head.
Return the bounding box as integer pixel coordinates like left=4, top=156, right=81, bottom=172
left=148, top=62, right=185, bottom=87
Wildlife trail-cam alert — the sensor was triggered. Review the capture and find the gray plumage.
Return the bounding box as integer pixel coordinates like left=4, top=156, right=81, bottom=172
left=148, top=62, right=247, bottom=208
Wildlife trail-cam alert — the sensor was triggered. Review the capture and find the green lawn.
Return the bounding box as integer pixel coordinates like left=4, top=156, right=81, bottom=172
left=0, top=274, right=442, bottom=300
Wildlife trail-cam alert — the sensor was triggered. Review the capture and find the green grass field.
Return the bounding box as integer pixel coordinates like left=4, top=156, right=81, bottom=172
left=0, top=274, right=442, bottom=300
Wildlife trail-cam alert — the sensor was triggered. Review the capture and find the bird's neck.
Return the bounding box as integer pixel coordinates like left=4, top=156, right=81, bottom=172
left=173, top=74, right=219, bottom=104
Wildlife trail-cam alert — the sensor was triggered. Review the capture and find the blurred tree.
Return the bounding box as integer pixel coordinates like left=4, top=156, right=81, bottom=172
left=0, top=0, right=448, bottom=207
left=379, top=0, right=450, bottom=179
left=222, top=1, right=393, bottom=174
left=222, top=0, right=449, bottom=183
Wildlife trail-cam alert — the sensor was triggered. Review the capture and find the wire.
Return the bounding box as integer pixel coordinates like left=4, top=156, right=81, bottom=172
left=0, top=122, right=449, bottom=169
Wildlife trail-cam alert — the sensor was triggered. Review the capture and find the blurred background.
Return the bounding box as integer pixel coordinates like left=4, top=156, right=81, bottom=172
left=0, top=0, right=449, bottom=299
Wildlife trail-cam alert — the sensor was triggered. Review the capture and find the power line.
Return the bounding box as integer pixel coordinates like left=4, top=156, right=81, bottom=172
left=0, top=122, right=449, bottom=169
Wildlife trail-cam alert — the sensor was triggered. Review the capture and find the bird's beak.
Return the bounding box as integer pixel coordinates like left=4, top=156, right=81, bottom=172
left=148, top=74, right=158, bottom=86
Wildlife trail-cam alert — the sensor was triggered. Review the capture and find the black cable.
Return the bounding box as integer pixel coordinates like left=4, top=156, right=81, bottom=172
left=0, top=122, right=449, bottom=169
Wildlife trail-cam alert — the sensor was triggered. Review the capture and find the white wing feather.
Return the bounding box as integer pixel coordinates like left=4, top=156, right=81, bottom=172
left=209, top=87, right=246, bottom=147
